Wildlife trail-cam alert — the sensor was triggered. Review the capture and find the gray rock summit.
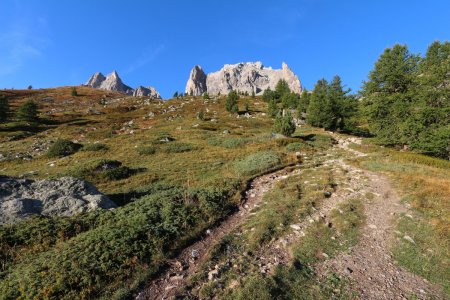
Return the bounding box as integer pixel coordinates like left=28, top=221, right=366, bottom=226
left=133, top=86, right=161, bottom=99
left=185, top=66, right=207, bottom=96
left=0, top=176, right=117, bottom=224
left=185, top=62, right=302, bottom=96
left=85, top=70, right=161, bottom=98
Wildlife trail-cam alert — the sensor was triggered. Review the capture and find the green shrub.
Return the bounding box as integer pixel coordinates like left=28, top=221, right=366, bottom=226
left=234, top=151, right=281, bottom=176
left=136, top=146, right=156, bottom=155
left=81, top=143, right=108, bottom=152
left=208, top=137, right=247, bottom=149
left=164, top=142, right=195, bottom=153
left=47, top=139, right=82, bottom=157
left=286, top=142, right=311, bottom=152
left=67, top=159, right=133, bottom=182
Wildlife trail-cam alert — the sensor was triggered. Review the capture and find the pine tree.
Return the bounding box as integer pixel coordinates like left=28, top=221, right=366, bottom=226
left=71, top=87, right=78, bottom=96
left=202, top=92, right=210, bottom=100
left=275, top=79, right=291, bottom=99
left=173, top=91, right=179, bottom=98
left=268, top=98, right=279, bottom=118
left=16, top=99, right=38, bottom=122
left=297, top=90, right=310, bottom=114
left=0, top=95, right=10, bottom=122
left=226, top=90, right=239, bottom=113
left=361, top=44, right=419, bottom=145
left=273, top=111, right=296, bottom=137
left=262, top=88, right=275, bottom=102
left=306, top=79, right=330, bottom=127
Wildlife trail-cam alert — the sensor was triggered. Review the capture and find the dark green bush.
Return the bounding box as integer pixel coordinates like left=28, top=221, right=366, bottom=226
left=67, top=159, right=133, bottom=182
left=47, top=139, right=82, bottom=157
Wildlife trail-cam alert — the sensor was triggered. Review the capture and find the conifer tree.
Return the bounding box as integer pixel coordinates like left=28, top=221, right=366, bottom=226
left=0, top=95, right=10, bottom=122
left=226, top=90, right=239, bottom=113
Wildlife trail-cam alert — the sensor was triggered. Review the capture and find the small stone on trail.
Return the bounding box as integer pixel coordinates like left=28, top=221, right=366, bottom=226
left=403, top=235, right=416, bottom=244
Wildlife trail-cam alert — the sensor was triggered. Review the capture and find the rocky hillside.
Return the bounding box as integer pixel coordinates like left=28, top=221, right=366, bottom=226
left=185, top=62, right=302, bottom=96
left=85, top=71, right=161, bottom=98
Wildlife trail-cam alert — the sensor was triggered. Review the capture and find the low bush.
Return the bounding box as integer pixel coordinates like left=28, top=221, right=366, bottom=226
left=286, top=142, right=311, bottom=152
left=136, top=146, right=156, bottom=155
left=164, top=142, right=195, bottom=153
left=47, top=139, right=82, bottom=157
left=67, top=159, right=134, bottom=182
left=208, top=137, right=247, bottom=149
left=234, top=151, right=281, bottom=176
left=82, top=143, right=108, bottom=152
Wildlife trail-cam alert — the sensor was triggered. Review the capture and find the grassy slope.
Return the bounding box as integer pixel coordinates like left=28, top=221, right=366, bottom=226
left=0, top=88, right=324, bottom=299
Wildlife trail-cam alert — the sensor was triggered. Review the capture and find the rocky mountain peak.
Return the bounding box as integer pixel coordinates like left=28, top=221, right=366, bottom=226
left=185, top=65, right=207, bottom=96
left=85, top=72, right=106, bottom=88
left=133, top=86, right=161, bottom=99
left=85, top=70, right=161, bottom=97
left=185, top=61, right=302, bottom=96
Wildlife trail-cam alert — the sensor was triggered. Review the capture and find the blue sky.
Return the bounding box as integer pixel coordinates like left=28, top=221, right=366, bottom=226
left=1, top=0, right=449, bottom=98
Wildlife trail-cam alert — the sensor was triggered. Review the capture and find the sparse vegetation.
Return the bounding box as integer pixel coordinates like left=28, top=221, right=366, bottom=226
left=82, top=143, right=109, bottom=152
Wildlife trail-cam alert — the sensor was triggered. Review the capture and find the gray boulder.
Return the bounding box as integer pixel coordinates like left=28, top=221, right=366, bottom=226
left=0, top=176, right=116, bottom=224
left=133, top=86, right=162, bottom=99
left=185, top=62, right=302, bottom=96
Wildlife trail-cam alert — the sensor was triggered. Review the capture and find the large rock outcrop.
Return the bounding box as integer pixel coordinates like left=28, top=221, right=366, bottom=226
left=133, top=86, right=161, bottom=99
left=185, top=62, right=302, bottom=96
left=85, top=71, right=161, bottom=97
left=0, top=176, right=117, bottom=224
left=185, top=65, right=207, bottom=96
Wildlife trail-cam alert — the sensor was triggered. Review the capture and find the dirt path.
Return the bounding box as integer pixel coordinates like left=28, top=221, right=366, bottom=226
left=314, top=137, right=446, bottom=300
left=136, top=164, right=302, bottom=300
left=137, top=136, right=446, bottom=300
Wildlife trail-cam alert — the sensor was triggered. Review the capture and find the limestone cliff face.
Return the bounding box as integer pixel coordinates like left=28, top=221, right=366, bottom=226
left=185, top=62, right=302, bottom=96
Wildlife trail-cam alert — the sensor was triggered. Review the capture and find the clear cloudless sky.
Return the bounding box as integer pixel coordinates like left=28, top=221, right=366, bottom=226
left=1, top=0, right=449, bottom=98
